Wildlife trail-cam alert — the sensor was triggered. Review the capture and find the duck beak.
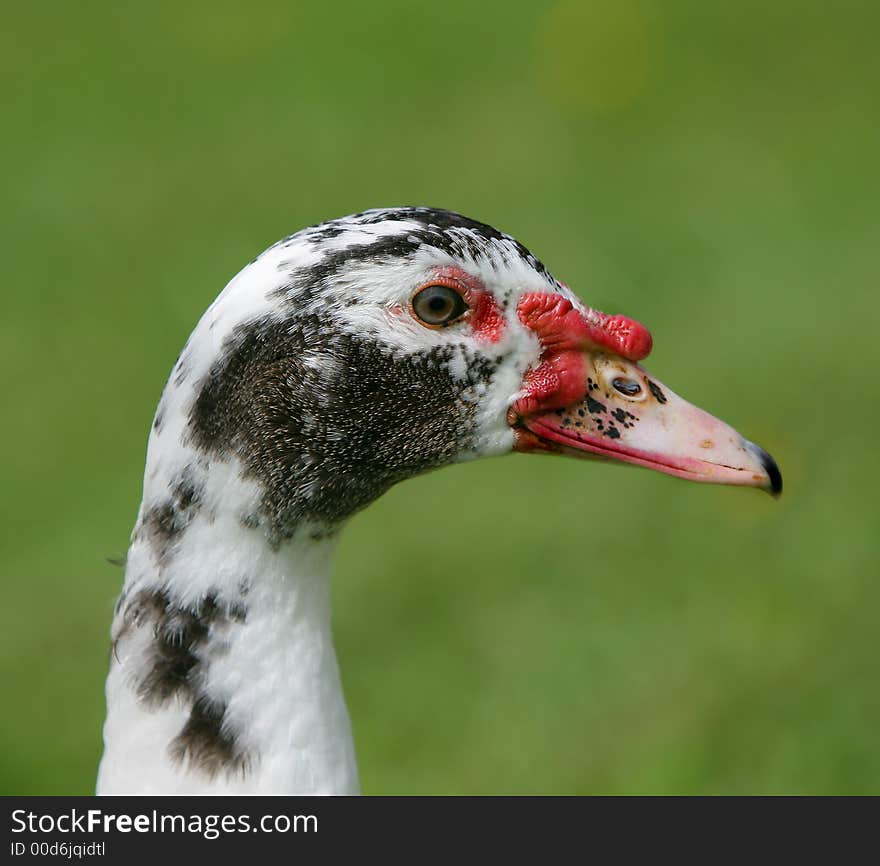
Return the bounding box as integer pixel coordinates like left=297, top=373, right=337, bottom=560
left=510, top=293, right=782, bottom=496
left=514, top=353, right=782, bottom=496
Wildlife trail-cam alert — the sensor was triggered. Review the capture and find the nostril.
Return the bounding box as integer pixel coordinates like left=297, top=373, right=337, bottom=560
left=612, top=377, right=642, bottom=397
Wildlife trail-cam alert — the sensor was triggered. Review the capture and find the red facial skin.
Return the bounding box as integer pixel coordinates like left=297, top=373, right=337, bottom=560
left=413, top=266, right=506, bottom=343
left=470, top=289, right=505, bottom=343
left=517, top=292, right=652, bottom=360
left=511, top=292, right=652, bottom=420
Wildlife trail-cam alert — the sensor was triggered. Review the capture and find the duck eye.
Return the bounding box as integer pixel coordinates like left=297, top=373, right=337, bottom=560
left=411, top=284, right=469, bottom=327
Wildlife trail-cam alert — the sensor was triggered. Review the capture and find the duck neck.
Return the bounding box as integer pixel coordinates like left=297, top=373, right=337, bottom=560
left=98, top=505, right=359, bottom=795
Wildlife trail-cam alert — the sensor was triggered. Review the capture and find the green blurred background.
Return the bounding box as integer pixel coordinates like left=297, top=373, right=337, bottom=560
left=2, top=0, right=878, bottom=794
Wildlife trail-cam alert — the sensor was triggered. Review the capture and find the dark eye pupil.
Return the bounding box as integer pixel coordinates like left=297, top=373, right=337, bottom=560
left=413, top=285, right=468, bottom=326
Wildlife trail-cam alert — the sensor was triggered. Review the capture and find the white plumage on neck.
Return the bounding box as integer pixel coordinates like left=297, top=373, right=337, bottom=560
left=97, top=512, right=359, bottom=795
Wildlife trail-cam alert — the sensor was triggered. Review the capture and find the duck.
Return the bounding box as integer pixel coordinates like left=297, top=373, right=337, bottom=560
left=96, top=207, right=781, bottom=795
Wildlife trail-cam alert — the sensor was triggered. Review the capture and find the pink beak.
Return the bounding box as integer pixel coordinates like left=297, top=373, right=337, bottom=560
left=510, top=293, right=782, bottom=497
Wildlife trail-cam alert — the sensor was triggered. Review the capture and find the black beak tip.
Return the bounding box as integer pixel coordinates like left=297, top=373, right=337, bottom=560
left=758, top=446, right=782, bottom=498
left=745, top=440, right=782, bottom=498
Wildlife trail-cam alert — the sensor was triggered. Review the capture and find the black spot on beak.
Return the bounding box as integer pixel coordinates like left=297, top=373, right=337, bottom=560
left=647, top=380, right=667, bottom=404
left=586, top=396, right=606, bottom=415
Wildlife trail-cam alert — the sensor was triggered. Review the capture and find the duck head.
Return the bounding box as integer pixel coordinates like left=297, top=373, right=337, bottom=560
left=162, top=207, right=779, bottom=550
